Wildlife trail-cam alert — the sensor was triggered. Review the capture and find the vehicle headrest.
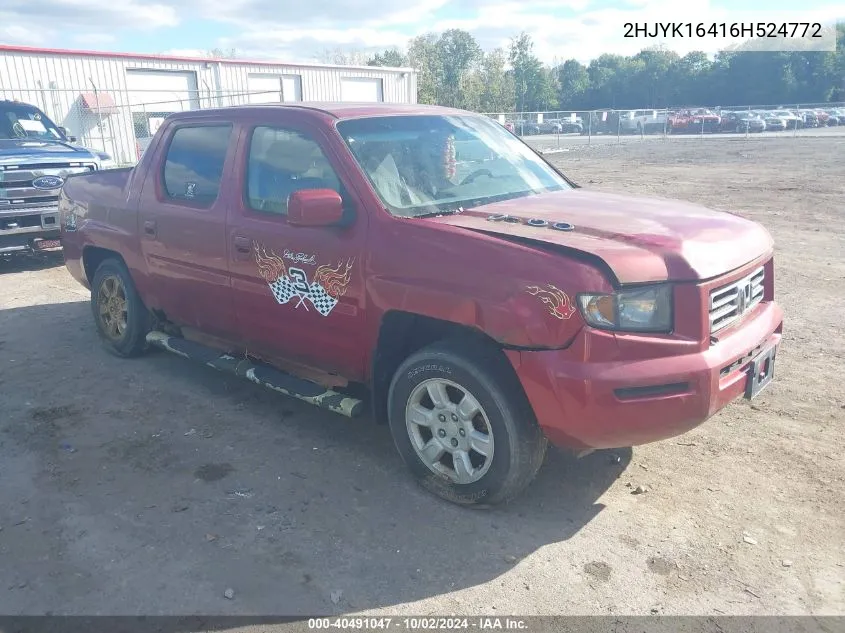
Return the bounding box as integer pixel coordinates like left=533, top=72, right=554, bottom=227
left=263, top=137, right=317, bottom=174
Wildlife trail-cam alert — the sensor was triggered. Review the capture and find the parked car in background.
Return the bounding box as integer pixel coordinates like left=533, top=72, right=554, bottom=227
left=769, top=110, right=803, bottom=129
left=586, top=110, right=620, bottom=135
left=813, top=110, right=832, bottom=126
left=618, top=109, right=668, bottom=134
left=819, top=109, right=840, bottom=126
left=667, top=108, right=721, bottom=133
left=720, top=111, right=766, bottom=133
left=58, top=103, right=783, bottom=506
left=512, top=119, right=541, bottom=136
left=560, top=119, right=584, bottom=134
left=763, top=112, right=787, bottom=131
left=796, top=110, right=820, bottom=128
left=538, top=118, right=583, bottom=134
left=1, top=99, right=116, bottom=258
left=537, top=119, right=562, bottom=134
left=824, top=109, right=845, bottom=125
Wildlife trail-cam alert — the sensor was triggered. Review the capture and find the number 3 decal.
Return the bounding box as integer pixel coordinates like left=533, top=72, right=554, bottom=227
left=289, top=267, right=310, bottom=294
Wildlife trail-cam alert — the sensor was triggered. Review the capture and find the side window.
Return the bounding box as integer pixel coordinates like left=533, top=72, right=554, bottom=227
left=246, top=126, right=343, bottom=215
left=162, top=124, right=232, bottom=206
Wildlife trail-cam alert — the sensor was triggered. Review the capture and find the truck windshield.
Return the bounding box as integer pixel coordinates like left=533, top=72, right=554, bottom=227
left=0, top=102, right=64, bottom=141
left=336, top=114, right=571, bottom=217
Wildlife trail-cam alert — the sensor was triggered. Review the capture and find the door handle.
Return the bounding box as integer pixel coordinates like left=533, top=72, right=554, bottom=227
left=143, top=220, right=156, bottom=238
left=233, top=235, right=251, bottom=259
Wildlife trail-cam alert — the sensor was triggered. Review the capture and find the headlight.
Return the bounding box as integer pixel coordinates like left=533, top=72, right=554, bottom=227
left=96, top=152, right=116, bottom=170
left=577, top=285, right=673, bottom=333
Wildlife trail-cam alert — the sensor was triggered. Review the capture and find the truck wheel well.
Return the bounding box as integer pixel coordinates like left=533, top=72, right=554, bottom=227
left=370, top=312, right=512, bottom=426
left=82, top=246, right=124, bottom=285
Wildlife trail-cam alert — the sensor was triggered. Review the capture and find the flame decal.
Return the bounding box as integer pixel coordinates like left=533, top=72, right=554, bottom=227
left=314, top=258, right=354, bottom=298
left=525, top=284, right=576, bottom=320
left=253, top=241, right=287, bottom=282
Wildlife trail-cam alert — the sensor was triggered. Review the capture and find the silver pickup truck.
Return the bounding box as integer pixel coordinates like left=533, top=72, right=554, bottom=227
left=1, top=99, right=115, bottom=257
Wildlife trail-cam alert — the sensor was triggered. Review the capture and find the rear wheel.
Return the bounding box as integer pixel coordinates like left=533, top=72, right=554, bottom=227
left=387, top=339, right=548, bottom=507
left=91, top=258, right=150, bottom=357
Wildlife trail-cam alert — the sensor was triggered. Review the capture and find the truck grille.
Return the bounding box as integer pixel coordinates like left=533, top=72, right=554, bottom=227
left=709, top=266, right=765, bottom=333
left=0, top=163, right=94, bottom=209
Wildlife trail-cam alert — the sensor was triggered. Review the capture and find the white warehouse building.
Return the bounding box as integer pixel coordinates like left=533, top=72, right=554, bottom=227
left=0, top=44, right=417, bottom=165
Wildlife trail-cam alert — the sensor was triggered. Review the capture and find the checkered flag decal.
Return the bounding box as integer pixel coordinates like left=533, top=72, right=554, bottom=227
left=307, top=282, right=338, bottom=317
left=269, top=276, right=297, bottom=304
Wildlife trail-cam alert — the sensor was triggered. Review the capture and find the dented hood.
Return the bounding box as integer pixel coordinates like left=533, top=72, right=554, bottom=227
left=430, top=189, right=773, bottom=283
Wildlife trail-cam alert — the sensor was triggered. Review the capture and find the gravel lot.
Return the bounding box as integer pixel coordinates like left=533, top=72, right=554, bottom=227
left=1, top=136, right=843, bottom=617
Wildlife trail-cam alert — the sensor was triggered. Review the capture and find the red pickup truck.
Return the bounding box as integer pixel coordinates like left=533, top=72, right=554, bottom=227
left=58, top=103, right=783, bottom=506
left=667, top=108, right=722, bottom=133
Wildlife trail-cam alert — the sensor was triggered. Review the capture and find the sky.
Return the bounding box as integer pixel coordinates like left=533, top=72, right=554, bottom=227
left=0, top=0, right=841, bottom=66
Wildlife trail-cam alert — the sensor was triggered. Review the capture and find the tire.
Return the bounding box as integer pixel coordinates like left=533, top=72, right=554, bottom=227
left=387, top=339, right=548, bottom=507
left=90, top=257, right=150, bottom=357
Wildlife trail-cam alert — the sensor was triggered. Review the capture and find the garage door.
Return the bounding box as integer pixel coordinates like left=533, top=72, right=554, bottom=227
left=125, top=69, right=199, bottom=112
left=340, top=77, right=383, bottom=102
left=247, top=74, right=302, bottom=103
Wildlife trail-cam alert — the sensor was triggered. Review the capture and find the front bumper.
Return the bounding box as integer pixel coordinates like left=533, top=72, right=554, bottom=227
left=506, top=301, right=783, bottom=450
left=0, top=207, right=62, bottom=255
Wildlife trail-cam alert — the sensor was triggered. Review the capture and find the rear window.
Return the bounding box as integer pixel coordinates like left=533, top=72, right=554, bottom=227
left=163, top=124, right=233, bottom=205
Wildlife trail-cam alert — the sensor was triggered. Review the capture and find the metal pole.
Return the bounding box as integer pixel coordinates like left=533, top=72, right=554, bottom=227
left=89, top=77, right=108, bottom=154
left=140, top=102, right=148, bottom=163
left=746, top=105, right=750, bottom=139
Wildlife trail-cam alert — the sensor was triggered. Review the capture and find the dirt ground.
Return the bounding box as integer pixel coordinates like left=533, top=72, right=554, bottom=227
left=0, top=136, right=843, bottom=617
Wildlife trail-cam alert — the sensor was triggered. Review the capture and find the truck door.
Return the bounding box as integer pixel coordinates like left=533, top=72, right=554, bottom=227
left=137, top=120, right=238, bottom=339
left=226, top=118, right=368, bottom=381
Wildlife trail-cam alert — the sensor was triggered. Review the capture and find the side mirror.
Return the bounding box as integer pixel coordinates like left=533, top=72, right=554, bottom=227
left=287, top=189, right=344, bottom=227
left=58, top=127, right=77, bottom=142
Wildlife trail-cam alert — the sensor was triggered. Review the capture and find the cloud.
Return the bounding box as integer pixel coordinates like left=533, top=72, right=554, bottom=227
left=0, top=0, right=842, bottom=67
left=178, top=0, right=449, bottom=29
left=72, top=33, right=117, bottom=46
left=202, top=0, right=845, bottom=66
left=0, top=0, right=177, bottom=51
left=160, top=49, right=211, bottom=58
left=218, top=28, right=413, bottom=63
left=2, top=0, right=177, bottom=29
left=0, top=21, right=49, bottom=46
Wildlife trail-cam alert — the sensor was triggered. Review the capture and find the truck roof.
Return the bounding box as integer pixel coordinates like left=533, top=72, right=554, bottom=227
left=164, top=102, right=471, bottom=122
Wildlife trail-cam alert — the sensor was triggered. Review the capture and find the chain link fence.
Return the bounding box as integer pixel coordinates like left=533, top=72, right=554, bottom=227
left=483, top=103, right=845, bottom=152
left=3, top=83, right=844, bottom=166
left=0, top=86, right=290, bottom=166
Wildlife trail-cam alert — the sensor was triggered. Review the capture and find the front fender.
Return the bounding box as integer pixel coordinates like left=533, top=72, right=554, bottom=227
left=367, top=274, right=586, bottom=349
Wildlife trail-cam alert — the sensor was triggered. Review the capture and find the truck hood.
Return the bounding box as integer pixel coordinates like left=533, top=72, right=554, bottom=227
left=430, top=189, right=773, bottom=283
left=0, top=138, right=99, bottom=164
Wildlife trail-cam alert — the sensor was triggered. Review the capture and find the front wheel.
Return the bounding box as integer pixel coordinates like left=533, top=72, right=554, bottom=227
left=91, top=258, right=150, bottom=357
left=387, top=340, right=548, bottom=507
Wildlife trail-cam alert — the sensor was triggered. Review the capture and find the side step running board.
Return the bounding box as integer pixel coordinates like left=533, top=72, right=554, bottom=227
left=145, top=331, right=364, bottom=418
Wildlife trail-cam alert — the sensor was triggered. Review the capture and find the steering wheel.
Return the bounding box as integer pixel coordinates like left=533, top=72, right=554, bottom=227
left=12, top=121, right=27, bottom=139
left=459, top=169, right=494, bottom=186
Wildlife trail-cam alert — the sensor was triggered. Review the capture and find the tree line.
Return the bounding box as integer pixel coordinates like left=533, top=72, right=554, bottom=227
left=342, top=25, right=845, bottom=113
